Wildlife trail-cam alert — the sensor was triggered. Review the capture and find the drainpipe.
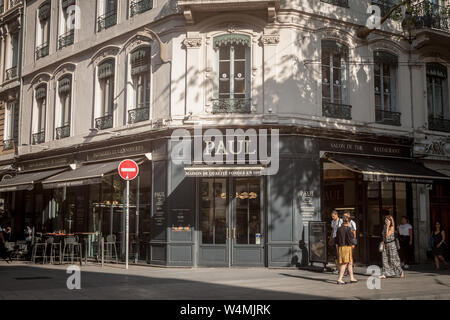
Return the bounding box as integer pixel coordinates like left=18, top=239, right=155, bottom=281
left=16, top=1, right=26, bottom=163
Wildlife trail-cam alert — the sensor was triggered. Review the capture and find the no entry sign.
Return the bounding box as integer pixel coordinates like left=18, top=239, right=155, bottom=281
left=118, top=159, right=139, bottom=181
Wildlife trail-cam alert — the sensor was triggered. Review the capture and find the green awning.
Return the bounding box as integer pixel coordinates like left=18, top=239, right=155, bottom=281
left=62, top=0, right=76, bottom=10
left=35, top=86, right=47, bottom=100
left=58, top=77, right=72, bottom=94
left=322, top=40, right=349, bottom=55
left=39, top=2, right=51, bottom=21
left=98, top=61, right=114, bottom=79
left=213, top=34, right=251, bottom=49
left=427, top=62, right=447, bottom=79
left=374, top=51, right=398, bottom=66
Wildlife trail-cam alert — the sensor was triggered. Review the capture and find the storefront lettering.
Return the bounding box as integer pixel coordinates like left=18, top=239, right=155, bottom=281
left=322, top=139, right=410, bottom=157
left=91, top=145, right=145, bottom=160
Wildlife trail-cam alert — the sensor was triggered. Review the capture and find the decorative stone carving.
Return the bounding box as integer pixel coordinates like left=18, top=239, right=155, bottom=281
left=183, top=38, right=202, bottom=48
left=414, top=139, right=450, bottom=157
left=260, top=34, right=280, bottom=46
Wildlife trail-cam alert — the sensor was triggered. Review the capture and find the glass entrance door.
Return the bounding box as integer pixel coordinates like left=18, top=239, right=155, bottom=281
left=198, top=177, right=264, bottom=267
left=231, top=178, right=264, bottom=266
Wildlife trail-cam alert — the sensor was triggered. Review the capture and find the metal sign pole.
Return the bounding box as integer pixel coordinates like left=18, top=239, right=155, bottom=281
left=126, top=179, right=130, bottom=270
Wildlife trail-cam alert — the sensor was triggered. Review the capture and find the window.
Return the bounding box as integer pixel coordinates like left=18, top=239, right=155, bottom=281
left=33, top=85, right=47, bottom=145
left=3, top=102, right=15, bottom=150
left=130, top=0, right=153, bottom=17
left=98, top=0, right=117, bottom=32
left=56, top=76, right=72, bottom=139
left=36, top=2, right=51, bottom=59
left=129, top=47, right=151, bottom=124
left=321, top=40, right=351, bottom=120
left=427, top=62, right=449, bottom=132
left=5, top=32, right=19, bottom=81
left=374, top=51, right=400, bottom=125
left=58, top=0, right=76, bottom=50
left=213, top=34, right=251, bottom=113
left=96, top=60, right=115, bottom=130
left=320, top=0, right=349, bottom=8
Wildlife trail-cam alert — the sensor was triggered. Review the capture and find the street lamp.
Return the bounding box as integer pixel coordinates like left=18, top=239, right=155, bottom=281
left=143, top=28, right=170, bottom=64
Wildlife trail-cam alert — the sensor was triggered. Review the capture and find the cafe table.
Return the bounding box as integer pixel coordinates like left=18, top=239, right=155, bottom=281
left=74, top=232, right=99, bottom=265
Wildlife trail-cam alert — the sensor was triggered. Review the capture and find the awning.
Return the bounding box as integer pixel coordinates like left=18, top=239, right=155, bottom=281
left=42, top=160, right=124, bottom=189
left=185, top=166, right=265, bottom=178
left=423, top=162, right=450, bottom=178
left=0, top=168, right=66, bottom=193
left=326, top=154, right=450, bottom=184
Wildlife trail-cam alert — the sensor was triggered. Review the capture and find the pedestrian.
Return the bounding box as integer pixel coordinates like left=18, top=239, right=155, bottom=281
left=343, top=212, right=357, bottom=238
left=4, top=226, right=12, bottom=242
left=329, top=210, right=342, bottom=274
left=336, top=215, right=358, bottom=285
left=0, top=225, right=11, bottom=263
left=398, top=216, right=413, bottom=269
left=24, top=225, right=32, bottom=243
left=431, top=221, right=448, bottom=271
left=380, top=215, right=404, bottom=279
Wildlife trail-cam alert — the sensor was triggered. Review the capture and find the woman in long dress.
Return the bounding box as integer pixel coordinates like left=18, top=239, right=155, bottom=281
left=380, top=215, right=404, bottom=279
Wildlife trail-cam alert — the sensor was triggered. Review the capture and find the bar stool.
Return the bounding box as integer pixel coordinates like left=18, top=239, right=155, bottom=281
left=32, top=239, right=48, bottom=264
left=62, top=236, right=82, bottom=264
left=104, top=234, right=118, bottom=264
left=47, top=237, right=62, bottom=264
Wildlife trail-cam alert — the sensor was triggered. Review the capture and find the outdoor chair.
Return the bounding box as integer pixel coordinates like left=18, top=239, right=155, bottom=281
left=47, top=237, right=62, bottom=264
left=62, top=236, right=82, bottom=264
left=104, top=234, right=118, bottom=264
left=32, top=239, right=48, bottom=264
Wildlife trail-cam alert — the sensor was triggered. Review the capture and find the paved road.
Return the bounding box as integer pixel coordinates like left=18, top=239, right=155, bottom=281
left=0, top=262, right=449, bottom=300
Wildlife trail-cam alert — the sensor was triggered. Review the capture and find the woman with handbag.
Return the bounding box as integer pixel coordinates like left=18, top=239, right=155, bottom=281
left=380, top=215, right=404, bottom=279
left=432, top=222, right=448, bottom=271
left=336, top=216, right=358, bottom=285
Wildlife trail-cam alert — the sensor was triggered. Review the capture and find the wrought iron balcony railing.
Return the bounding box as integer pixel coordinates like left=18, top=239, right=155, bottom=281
left=320, top=0, right=349, bottom=8
left=8, top=0, right=21, bottom=9
left=97, top=10, right=117, bottom=32
left=412, top=1, right=450, bottom=32
left=322, top=102, right=352, bottom=120
left=56, top=124, right=70, bottom=140
left=5, top=66, right=17, bottom=81
left=3, top=139, right=14, bottom=151
left=128, top=107, right=150, bottom=124
left=130, top=0, right=153, bottom=17
left=212, top=98, right=252, bottom=114
left=32, top=131, right=45, bottom=145
left=375, top=109, right=402, bottom=126
left=36, top=43, right=49, bottom=60
left=95, top=114, right=113, bottom=130
left=58, top=30, right=74, bottom=50
left=428, top=116, right=450, bottom=133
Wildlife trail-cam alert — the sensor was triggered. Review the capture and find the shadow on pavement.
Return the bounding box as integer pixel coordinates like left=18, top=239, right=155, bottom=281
left=0, top=264, right=336, bottom=300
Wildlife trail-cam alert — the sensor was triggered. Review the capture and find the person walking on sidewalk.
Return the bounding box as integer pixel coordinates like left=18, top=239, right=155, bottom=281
left=431, top=221, right=448, bottom=271
left=398, top=216, right=413, bottom=269
left=329, top=210, right=342, bottom=274
left=336, top=215, right=358, bottom=285
left=380, top=215, right=404, bottom=279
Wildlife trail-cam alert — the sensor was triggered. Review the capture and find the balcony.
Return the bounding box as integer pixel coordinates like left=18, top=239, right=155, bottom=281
left=58, top=30, right=74, bottom=50
left=412, top=1, right=449, bottom=32
left=322, top=102, right=352, bottom=120
left=128, top=107, right=150, bottom=124
left=428, top=116, right=450, bottom=133
left=95, top=114, right=113, bottom=130
left=3, top=139, right=14, bottom=151
left=4, top=66, right=17, bottom=81
left=321, top=0, right=349, bottom=8
left=8, top=0, right=21, bottom=9
left=178, top=0, right=280, bottom=23
left=56, top=124, right=70, bottom=140
left=212, top=98, right=251, bottom=114
left=130, top=0, right=153, bottom=17
left=97, top=10, right=117, bottom=32
left=36, top=43, right=49, bottom=60
left=375, top=109, right=402, bottom=126
left=32, top=131, right=45, bottom=145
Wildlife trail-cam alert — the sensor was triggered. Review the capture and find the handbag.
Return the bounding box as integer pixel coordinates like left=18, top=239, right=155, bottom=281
left=378, top=241, right=385, bottom=253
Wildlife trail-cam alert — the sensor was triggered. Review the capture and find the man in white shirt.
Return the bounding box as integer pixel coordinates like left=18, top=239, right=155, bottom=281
left=398, top=216, right=413, bottom=269
left=329, top=210, right=342, bottom=273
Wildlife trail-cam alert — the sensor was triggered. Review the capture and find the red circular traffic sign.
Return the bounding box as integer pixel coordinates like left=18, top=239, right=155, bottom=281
left=118, top=160, right=139, bottom=181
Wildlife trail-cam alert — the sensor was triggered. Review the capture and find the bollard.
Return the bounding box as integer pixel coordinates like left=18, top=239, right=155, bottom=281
left=101, top=237, right=104, bottom=268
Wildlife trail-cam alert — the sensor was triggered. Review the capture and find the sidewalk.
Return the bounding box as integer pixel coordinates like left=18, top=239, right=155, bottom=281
left=0, top=261, right=449, bottom=300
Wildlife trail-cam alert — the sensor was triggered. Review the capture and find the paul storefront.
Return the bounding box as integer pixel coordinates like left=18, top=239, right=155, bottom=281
left=0, top=141, right=152, bottom=262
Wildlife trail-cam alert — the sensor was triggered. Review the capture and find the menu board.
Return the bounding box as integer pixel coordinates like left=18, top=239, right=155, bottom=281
left=171, top=209, right=192, bottom=232
left=153, top=192, right=166, bottom=227
left=308, top=221, right=327, bottom=264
